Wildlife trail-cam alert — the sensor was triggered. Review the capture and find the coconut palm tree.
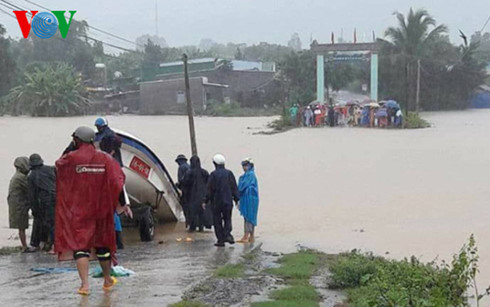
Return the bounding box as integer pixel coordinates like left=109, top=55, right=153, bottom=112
left=384, top=8, right=448, bottom=112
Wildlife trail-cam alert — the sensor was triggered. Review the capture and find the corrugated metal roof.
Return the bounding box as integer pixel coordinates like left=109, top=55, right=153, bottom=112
left=159, top=58, right=217, bottom=67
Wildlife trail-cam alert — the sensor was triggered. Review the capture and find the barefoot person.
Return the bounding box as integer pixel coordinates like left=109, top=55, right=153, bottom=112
left=55, top=127, right=128, bottom=295
left=237, top=158, right=259, bottom=243
left=7, top=157, right=33, bottom=252
left=206, top=154, right=239, bottom=247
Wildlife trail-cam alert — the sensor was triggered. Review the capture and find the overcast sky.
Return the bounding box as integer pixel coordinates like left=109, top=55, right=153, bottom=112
left=1, top=0, right=489, bottom=52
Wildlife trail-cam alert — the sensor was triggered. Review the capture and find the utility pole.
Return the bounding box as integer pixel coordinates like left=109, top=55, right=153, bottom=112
left=183, top=54, right=198, bottom=156
left=415, top=59, right=421, bottom=114
left=155, top=0, right=159, bottom=36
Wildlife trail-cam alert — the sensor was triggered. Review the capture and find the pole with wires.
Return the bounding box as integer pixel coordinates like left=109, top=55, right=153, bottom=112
left=183, top=53, right=198, bottom=157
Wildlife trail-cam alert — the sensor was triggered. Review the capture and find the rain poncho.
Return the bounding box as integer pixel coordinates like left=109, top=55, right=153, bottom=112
left=238, top=167, right=259, bottom=226
left=55, top=143, right=125, bottom=260
left=8, top=157, right=30, bottom=229
left=95, top=127, right=123, bottom=166
left=28, top=163, right=56, bottom=246
left=182, top=156, right=212, bottom=229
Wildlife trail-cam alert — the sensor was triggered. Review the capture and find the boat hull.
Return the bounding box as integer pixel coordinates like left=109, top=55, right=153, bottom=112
left=115, top=130, right=183, bottom=223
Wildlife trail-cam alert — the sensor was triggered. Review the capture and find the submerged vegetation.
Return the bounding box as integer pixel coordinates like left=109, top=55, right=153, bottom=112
left=203, top=101, right=281, bottom=117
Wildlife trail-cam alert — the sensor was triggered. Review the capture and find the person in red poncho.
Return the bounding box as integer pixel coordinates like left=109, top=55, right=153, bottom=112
left=55, top=126, right=127, bottom=295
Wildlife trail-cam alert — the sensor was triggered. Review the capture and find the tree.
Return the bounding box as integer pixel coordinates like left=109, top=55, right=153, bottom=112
left=235, top=47, right=244, bottom=60
left=8, top=62, right=90, bottom=116
left=0, top=24, right=16, bottom=96
left=136, top=34, right=168, bottom=51
left=288, top=33, right=302, bottom=51
left=384, top=8, right=447, bottom=112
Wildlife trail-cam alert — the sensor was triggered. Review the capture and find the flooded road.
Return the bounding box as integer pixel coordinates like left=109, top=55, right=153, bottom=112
left=1, top=110, right=490, bottom=302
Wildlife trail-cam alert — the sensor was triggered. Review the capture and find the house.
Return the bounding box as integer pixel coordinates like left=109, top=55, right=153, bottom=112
left=153, top=58, right=280, bottom=109
left=139, top=77, right=228, bottom=115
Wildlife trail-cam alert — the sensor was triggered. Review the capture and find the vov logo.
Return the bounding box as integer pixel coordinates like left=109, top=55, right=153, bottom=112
left=13, top=11, right=76, bottom=39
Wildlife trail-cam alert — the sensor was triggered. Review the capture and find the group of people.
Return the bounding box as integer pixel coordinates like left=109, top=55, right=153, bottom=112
left=7, top=116, right=260, bottom=295
left=175, top=154, right=259, bottom=246
left=8, top=154, right=56, bottom=253
left=8, top=118, right=131, bottom=295
left=289, top=101, right=404, bottom=128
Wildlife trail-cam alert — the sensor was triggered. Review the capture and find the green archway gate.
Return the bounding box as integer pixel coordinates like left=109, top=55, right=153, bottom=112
left=311, top=42, right=380, bottom=102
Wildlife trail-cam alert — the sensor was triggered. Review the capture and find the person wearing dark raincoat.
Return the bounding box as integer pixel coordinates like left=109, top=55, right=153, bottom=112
left=206, top=154, right=239, bottom=247
left=28, top=153, right=56, bottom=251
left=237, top=158, right=259, bottom=243
left=8, top=156, right=32, bottom=251
left=175, top=154, right=191, bottom=226
left=182, top=156, right=211, bottom=232
left=94, top=117, right=123, bottom=166
left=55, top=126, right=127, bottom=295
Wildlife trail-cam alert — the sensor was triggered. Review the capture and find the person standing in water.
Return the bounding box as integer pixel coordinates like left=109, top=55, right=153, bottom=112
left=28, top=153, right=56, bottom=252
left=206, top=154, right=239, bottom=247
left=237, top=158, right=259, bottom=243
left=55, top=126, right=128, bottom=295
left=182, top=156, right=210, bottom=232
left=7, top=157, right=33, bottom=252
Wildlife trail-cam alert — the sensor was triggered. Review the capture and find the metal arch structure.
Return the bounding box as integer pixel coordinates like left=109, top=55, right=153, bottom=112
left=311, top=42, right=380, bottom=103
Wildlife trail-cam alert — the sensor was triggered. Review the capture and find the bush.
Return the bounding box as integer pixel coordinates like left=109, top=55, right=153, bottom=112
left=204, top=100, right=280, bottom=117
left=327, top=235, right=490, bottom=307
left=404, top=112, right=431, bottom=129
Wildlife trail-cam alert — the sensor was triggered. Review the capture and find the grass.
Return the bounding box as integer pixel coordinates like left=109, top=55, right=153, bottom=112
left=252, top=299, right=319, bottom=307
left=271, top=285, right=319, bottom=301
left=267, top=251, right=319, bottom=281
left=213, top=263, right=245, bottom=278
left=255, top=250, right=322, bottom=306
left=169, top=301, right=209, bottom=307
left=0, top=246, right=23, bottom=255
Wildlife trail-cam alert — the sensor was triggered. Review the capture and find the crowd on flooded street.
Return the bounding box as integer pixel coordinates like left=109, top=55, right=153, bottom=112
left=289, top=100, right=404, bottom=128
left=6, top=116, right=260, bottom=295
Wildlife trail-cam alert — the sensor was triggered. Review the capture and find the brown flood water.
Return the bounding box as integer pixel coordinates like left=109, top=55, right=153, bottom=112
left=0, top=110, right=489, bottom=291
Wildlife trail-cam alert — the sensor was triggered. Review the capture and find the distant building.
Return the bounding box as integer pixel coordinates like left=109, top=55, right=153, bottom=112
left=139, top=77, right=228, bottom=115
left=143, top=58, right=280, bottom=111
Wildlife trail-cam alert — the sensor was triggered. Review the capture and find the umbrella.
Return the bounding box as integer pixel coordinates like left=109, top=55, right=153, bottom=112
left=369, top=102, right=380, bottom=108
left=385, top=100, right=400, bottom=109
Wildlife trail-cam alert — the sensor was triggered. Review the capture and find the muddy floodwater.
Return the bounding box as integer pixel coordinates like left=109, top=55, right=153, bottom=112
left=1, top=110, right=490, bottom=304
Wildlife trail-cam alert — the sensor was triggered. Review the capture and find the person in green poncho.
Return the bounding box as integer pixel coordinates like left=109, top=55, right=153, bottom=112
left=8, top=156, right=33, bottom=252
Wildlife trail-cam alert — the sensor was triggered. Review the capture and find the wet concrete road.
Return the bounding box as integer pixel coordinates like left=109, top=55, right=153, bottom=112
left=0, top=224, right=253, bottom=307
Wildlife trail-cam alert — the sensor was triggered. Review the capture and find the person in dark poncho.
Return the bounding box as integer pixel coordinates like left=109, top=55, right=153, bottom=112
left=182, top=156, right=212, bottom=232
left=175, top=154, right=191, bottom=227
left=206, top=154, right=239, bottom=247
left=28, top=153, right=56, bottom=252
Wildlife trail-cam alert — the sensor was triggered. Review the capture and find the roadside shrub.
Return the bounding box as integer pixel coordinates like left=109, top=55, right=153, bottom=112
left=327, top=235, right=490, bottom=306
left=404, top=112, right=431, bottom=129
left=204, top=100, right=280, bottom=117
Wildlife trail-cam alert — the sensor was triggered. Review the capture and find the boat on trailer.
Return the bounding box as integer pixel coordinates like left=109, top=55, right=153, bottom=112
left=114, top=129, right=183, bottom=241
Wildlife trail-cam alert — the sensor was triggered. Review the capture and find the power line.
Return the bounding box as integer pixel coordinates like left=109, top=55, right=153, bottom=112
left=480, top=15, right=490, bottom=33
left=1, top=0, right=139, bottom=53
left=23, top=0, right=144, bottom=48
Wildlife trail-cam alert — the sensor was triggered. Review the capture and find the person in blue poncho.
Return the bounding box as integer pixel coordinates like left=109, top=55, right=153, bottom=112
left=237, top=158, right=259, bottom=243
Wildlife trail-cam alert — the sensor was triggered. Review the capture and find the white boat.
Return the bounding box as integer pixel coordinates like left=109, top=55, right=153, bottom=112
left=114, top=130, right=183, bottom=240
